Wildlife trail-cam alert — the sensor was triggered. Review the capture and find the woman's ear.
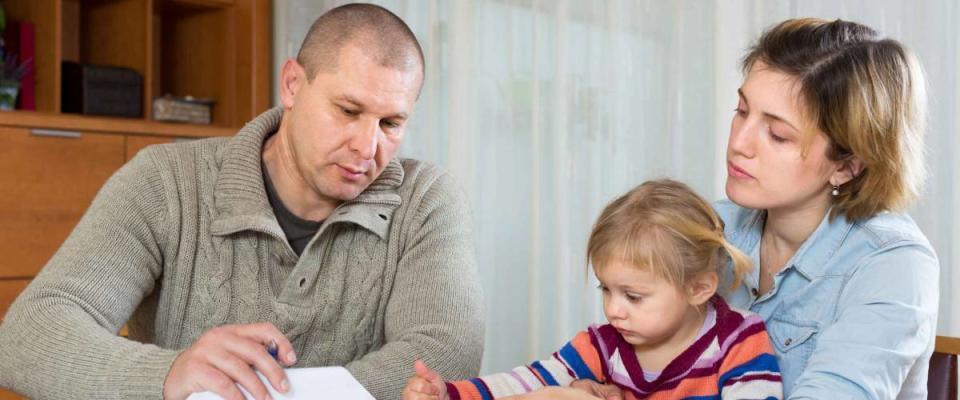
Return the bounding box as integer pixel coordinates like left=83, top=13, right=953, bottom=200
left=279, top=59, right=307, bottom=109
left=830, top=155, right=864, bottom=187
left=686, top=272, right=719, bottom=306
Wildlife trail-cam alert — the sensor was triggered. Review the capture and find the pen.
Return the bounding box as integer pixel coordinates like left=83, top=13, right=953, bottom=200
left=267, top=340, right=279, bottom=361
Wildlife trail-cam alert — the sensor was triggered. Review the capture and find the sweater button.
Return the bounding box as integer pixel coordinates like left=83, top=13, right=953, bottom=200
left=751, top=288, right=759, bottom=296
left=784, top=338, right=793, bottom=346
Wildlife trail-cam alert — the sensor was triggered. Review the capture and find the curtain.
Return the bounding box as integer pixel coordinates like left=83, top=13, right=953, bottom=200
left=274, top=0, right=960, bottom=374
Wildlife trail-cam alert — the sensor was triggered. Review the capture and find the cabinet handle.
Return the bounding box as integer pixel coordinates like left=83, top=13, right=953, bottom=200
left=30, top=128, right=82, bottom=138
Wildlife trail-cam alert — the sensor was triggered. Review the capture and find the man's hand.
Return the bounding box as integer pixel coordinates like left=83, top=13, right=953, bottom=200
left=570, top=380, right=624, bottom=400
left=402, top=360, right=448, bottom=400
left=163, top=322, right=297, bottom=400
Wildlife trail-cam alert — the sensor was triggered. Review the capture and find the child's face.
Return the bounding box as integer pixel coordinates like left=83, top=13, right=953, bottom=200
left=596, top=261, right=699, bottom=352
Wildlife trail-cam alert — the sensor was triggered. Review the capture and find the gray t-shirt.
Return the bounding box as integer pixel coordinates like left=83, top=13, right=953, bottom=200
left=262, top=161, right=321, bottom=256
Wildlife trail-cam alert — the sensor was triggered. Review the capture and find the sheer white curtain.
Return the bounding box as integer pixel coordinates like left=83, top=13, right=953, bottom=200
left=274, top=0, right=959, bottom=374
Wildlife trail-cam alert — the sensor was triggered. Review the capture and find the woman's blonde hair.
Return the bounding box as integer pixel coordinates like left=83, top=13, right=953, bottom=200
left=743, top=18, right=928, bottom=221
left=587, top=179, right=751, bottom=292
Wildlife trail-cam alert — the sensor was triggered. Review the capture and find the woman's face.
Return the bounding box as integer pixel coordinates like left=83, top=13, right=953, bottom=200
left=726, top=61, right=841, bottom=214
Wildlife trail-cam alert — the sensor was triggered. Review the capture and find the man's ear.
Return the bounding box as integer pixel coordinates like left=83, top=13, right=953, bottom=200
left=279, top=59, right=307, bottom=109
left=830, top=155, right=864, bottom=187
left=686, top=272, right=718, bottom=306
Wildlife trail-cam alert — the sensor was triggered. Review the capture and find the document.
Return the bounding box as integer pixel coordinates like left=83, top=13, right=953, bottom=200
left=186, top=366, right=374, bottom=400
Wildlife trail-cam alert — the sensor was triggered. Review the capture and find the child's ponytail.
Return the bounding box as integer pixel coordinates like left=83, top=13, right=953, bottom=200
left=720, top=237, right=751, bottom=292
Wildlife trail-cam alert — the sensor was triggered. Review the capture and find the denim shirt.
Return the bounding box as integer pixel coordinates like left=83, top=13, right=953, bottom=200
left=714, top=200, right=939, bottom=400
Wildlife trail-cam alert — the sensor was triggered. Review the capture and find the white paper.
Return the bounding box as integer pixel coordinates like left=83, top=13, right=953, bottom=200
left=186, top=366, right=374, bottom=400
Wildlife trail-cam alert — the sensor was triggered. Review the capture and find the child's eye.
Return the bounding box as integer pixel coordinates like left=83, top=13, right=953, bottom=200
left=596, top=284, right=610, bottom=293
left=626, top=293, right=643, bottom=302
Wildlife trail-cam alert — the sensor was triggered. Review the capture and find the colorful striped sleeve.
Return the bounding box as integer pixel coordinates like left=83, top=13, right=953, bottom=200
left=717, top=316, right=783, bottom=400
left=446, top=329, right=606, bottom=400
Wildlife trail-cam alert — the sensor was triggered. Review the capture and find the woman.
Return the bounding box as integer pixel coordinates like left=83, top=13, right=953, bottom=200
left=519, top=17, right=938, bottom=400
left=716, top=18, right=937, bottom=399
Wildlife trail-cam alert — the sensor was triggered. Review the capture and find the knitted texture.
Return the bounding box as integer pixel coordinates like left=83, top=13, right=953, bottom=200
left=0, top=107, right=485, bottom=399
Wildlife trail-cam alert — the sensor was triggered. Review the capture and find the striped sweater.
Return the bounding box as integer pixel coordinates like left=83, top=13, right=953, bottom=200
left=447, top=297, right=782, bottom=399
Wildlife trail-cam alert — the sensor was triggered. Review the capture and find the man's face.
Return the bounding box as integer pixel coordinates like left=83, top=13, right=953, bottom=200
left=282, top=44, right=421, bottom=203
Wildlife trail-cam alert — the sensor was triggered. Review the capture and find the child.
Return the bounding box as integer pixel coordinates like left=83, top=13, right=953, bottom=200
left=403, top=179, right=782, bottom=400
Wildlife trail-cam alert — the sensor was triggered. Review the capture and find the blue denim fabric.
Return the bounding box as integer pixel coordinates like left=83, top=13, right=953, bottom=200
left=715, top=200, right=939, bottom=400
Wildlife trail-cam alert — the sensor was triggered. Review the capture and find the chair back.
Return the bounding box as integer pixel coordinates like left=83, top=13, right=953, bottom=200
left=929, top=336, right=960, bottom=400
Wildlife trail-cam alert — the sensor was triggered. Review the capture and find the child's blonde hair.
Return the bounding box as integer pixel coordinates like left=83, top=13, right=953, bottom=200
left=587, top=179, right=751, bottom=292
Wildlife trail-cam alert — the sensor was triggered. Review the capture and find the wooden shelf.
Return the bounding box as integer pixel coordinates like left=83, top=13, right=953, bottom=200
left=0, top=110, right=236, bottom=138
left=2, top=0, right=270, bottom=128
left=166, top=0, right=236, bottom=9
left=0, top=5, right=269, bottom=374
left=937, top=335, right=960, bottom=355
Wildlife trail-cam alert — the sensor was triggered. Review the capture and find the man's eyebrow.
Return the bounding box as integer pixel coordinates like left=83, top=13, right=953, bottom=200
left=333, top=95, right=409, bottom=120
left=333, top=95, right=364, bottom=107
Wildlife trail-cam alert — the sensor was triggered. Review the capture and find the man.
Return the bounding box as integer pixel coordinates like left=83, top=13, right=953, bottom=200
left=0, top=4, right=484, bottom=400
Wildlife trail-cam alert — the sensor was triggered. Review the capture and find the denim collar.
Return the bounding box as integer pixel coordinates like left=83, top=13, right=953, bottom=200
left=734, top=207, right=857, bottom=280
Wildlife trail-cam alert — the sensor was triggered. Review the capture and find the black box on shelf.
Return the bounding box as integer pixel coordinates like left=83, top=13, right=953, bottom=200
left=62, top=61, right=142, bottom=118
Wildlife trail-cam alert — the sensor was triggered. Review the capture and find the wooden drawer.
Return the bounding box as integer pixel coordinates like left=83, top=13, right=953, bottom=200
left=126, top=135, right=175, bottom=161
left=0, top=388, right=25, bottom=400
left=0, top=126, right=125, bottom=278
left=0, top=279, right=30, bottom=320
left=1, top=279, right=30, bottom=400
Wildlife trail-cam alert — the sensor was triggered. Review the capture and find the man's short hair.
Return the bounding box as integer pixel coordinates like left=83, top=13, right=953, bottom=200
left=296, top=3, right=424, bottom=82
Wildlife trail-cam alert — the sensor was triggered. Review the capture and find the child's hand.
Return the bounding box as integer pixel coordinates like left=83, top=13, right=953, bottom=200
left=402, top=359, right=448, bottom=400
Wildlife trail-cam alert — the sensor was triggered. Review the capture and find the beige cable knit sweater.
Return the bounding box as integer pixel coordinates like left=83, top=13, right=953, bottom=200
left=0, top=108, right=485, bottom=399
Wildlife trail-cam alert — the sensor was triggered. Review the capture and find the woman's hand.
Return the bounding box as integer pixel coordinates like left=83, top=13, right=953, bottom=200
left=570, top=380, right=624, bottom=400
left=402, top=360, right=448, bottom=400
left=503, top=385, right=611, bottom=400
left=501, top=380, right=624, bottom=400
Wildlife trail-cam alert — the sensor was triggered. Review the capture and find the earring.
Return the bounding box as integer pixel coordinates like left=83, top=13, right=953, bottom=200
left=831, top=185, right=840, bottom=196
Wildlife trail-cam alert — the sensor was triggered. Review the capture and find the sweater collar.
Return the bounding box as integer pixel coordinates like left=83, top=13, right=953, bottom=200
left=210, top=107, right=404, bottom=240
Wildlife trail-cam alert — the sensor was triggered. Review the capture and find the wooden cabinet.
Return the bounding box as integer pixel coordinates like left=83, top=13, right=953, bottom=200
left=0, top=0, right=270, bottom=317
left=0, top=127, right=126, bottom=278
left=0, top=115, right=238, bottom=328
left=0, top=279, right=29, bottom=399
left=127, top=134, right=177, bottom=160
left=0, top=280, right=30, bottom=323
left=0, top=389, right=26, bottom=400
left=0, top=2, right=271, bottom=396
left=3, top=0, right=272, bottom=126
